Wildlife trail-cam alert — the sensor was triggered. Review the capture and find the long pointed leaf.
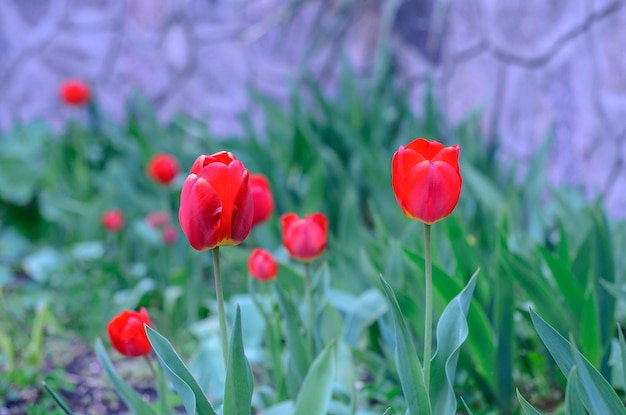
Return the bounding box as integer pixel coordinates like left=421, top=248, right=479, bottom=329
left=529, top=310, right=626, bottom=415
left=145, top=326, right=217, bottom=415
left=42, top=382, right=76, bottom=415
left=617, top=327, right=626, bottom=389
left=380, top=275, right=431, bottom=415
left=94, top=338, right=158, bottom=415
left=223, top=306, right=254, bottom=415
left=293, top=342, right=336, bottom=415
left=565, top=367, right=587, bottom=415
left=430, top=270, right=478, bottom=415
left=275, top=283, right=310, bottom=387
left=516, top=390, right=543, bottom=415
left=571, top=337, right=624, bottom=414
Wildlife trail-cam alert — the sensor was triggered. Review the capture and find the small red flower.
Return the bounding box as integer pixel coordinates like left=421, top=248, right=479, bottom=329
left=248, top=248, right=278, bottom=281
left=162, top=225, right=178, bottom=245
left=107, top=307, right=152, bottom=357
left=102, top=209, right=124, bottom=232
left=179, top=152, right=254, bottom=251
left=250, top=174, right=274, bottom=227
left=281, top=213, right=328, bottom=262
left=147, top=153, right=180, bottom=185
left=146, top=211, right=169, bottom=228
left=59, top=79, right=90, bottom=106
left=391, top=138, right=462, bottom=224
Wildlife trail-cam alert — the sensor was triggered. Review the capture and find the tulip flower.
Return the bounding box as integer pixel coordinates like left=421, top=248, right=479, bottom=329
left=248, top=248, right=278, bottom=281
left=147, top=153, right=180, bottom=185
left=179, top=152, right=253, bottom=251
left=107, top=308, right=152, bottom=357
left=250, top=174, right=274, bottom=227
left=59, top=79, right=90, bottom=106
left=179, top=151, right=253, bottom=367
left=102, top=209, right=124, bottom=232
left=162, top=225, right=178, bottom=245
left=392, top=137, right=462, bottom=389
left=391, top=138, right=462, bottom=224
left=146, top=211, right=170, bottom=228
left=281, top=213, right=328, bottom=262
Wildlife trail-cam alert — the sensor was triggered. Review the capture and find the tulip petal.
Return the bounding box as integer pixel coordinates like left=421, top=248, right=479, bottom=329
left=308, top=213, right=328, bottom=233
left=406, top=138, right=445, bottom=160
left=179, top=175, right=222, bottom=250
left=231, top=170, right=253, bottom=242
left=401, top=161, right=462, bottom=224
left=432, top=145, right=461, bottom=176
left=281, top=213, right=299, bottom=230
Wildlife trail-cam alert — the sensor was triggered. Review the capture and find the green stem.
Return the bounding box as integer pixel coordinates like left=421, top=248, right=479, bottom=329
left=143, top=354, right=158, bottom=381
left=423, top=224, right=432, bottom=390
left=144, top=355, right=170, bottom=414
left=212, top=247, right=229, bottom=369
left=304, top=262, right=313, bottom=360
left=267, top=282, right=286, bottom=399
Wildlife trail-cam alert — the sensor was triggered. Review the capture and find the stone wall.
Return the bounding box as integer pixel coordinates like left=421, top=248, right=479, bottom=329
left=1, top=0, right=625, bottom=215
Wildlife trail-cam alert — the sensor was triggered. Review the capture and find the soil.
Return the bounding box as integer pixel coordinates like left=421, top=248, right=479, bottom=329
left=1, top=340, right=165, bottom=415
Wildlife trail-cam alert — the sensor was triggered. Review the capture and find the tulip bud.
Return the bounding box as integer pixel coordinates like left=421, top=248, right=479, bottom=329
left=102, top=209, right=124, bottom=232
left=59, top=79, right=90, bottom=106
left=107, top=308, right=152, bottom=357
left=147, top=153, right=180, bottom=185
left=146, top=211, right=170, bottom=228
left=392, top=138, right=462, bottom=224
left=281, top=213, right=328, bottom=262
left=162, top=225, right=178, bottom=245
left=248, top=248, right=278, bottom=281
left=179, top=152, right=253, bottom=251
left=250, top=174, right=274, bottom=227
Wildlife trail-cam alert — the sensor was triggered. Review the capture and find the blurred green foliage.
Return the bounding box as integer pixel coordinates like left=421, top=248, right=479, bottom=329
left=1, top=47, right=626, bottom=414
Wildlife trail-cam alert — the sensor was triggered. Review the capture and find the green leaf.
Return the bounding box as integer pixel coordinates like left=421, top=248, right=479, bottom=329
left=617, top=327, right=626, bottom=390
left=43, top=382, right=76, bottom=415
left=275, top=283, right=310, bottom=388
left=293, top=341, right=336, bottom=415
left=516, top=389, right=543, bottom=415
left=565, top=367, right=586, bottom=415
left=405, top=248, right=495, bottom=394
left=223, top=306, right=254, bottom=415
left=430, top=270, right=478, bottom=415
left=462, top=164, right=506, bottom=218
left=529, top=310, right=626, bottom=415
left=460, top=398, right=474, bottom=415
left=380, top=275, right=431, bottom=415
left=570, top=337, right=624, bottom=415
left=94, top=338, right=158, bottom=415
left=145, top=326, right=217, bottom=415
left=537, top=246, right=583, bottom=319
left=580, top=290, right=602, bottom=367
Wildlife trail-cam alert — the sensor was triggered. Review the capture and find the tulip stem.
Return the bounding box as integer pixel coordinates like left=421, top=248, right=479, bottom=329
left=212, top=247, right=229, bottom=369
left=143, top=354, right=158, bottom=381
left=423, top=224, right=432, bottom=390
left=304, top=262, right=313, bottom=360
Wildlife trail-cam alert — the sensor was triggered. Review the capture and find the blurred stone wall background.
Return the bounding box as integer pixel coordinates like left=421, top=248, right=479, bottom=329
left=1, top=0, right=625, bottom=215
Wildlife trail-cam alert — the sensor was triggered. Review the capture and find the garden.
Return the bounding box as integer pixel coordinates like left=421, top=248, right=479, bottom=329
left=2, top=50, right=626, bottom=415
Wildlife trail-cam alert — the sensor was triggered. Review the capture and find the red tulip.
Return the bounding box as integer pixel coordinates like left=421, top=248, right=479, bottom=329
left=107, top=308, right=152, bottom=357
left=179, top=152, right=253, bottom=251
left=250, top=174, right=274, bottom=227
left=392, top=138, right=462, bottom=224
left=102, top=209, right=124, bottom=232
left=281, top=213, right=327, bottom=262
left=147, top=153, right=180, bottom=185
left=162, top=225, right=178, bottom=245
left=146, top=211, right=169, bottom=228
left=59, top=79, right=90, bottom=106
left=248, top=248, right=278, bottom=281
